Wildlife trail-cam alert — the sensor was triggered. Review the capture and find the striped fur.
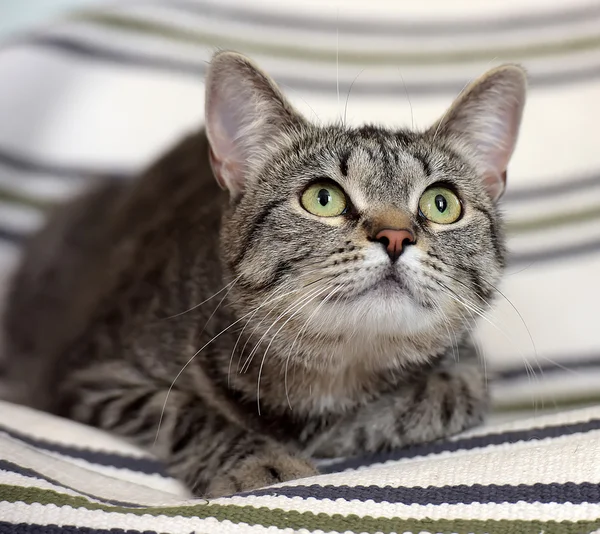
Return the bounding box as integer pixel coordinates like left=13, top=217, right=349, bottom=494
left=1, top=52, right=524, bottom=497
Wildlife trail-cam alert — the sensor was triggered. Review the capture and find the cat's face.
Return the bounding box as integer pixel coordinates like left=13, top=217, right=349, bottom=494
left=206, top=52, right=526, bottom=368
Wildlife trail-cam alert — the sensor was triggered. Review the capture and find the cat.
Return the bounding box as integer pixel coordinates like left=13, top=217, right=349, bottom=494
left=2, top=51, right=526, bottom=498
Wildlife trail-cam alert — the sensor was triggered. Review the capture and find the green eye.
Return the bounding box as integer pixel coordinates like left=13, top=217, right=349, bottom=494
left=419, top=186, right=462, bottom=224
left=301, top=182, right=348, bottom=217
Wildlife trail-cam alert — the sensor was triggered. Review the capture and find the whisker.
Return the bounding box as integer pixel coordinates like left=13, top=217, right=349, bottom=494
left=343, top=68, right=365, bottom=127
left=237, top=270, right=341, bottom=370
left=228, top=281, right=299, bottom=385
left=434, top=279, right=533, bottom=369
left=242, top=282, right=332, bottom=375
left=153, top=304, right=263, bottom=446
left=336, top=9, right=340, bottom=121
left=431, top=300, right=459, bottom=363
left=284, top=281, right=347, bottom=410
left=477, top=275, right=539, bottom=367
left=236, top=271, right=328, bottom=368
left=256, top=283, right=338, bottom=414
left=446, top=272, right=548, bottom=403
left=161, top=275, right=241, bottom=320
left=399, top=70, right=414, bottom=129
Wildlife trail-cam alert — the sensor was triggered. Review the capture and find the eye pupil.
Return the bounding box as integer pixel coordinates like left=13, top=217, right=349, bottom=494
left=317, top=189, right=331, bottom=206
left=434, top=194, right=447, bottom=213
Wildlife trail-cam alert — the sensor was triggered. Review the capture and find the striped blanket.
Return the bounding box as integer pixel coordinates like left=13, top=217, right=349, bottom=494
left=2, top=399, right=600, bottom=533
left=1, top=0, right=600, bottom=532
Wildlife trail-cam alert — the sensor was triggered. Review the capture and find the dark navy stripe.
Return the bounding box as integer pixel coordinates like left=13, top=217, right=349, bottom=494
left=0, top=424, right=169, bottom=476
left=0, top=523, right=157, bottom=534
left=504, top=172, right=600, bottom=203
left=0, top=228, right=24, bottom=245
left=247, top=481, right=600, bottom=505
left=510, top=237, right=600, bottom=266
left=16, top=35, right=600, bottom=96
left=496, top=354, right=600, bottom=381
left=149, top=0, right=600, bottom=37
left=0, top=145, right=129, bottom=181
left=0, top=459, right=142, bottom=508
left=318, top=417, right=600, bottom=473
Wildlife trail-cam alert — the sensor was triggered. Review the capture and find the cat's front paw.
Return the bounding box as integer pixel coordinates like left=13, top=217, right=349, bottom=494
left=205, top=449, right=318, bottom=498
left=430, top=362, right=490, bottom=433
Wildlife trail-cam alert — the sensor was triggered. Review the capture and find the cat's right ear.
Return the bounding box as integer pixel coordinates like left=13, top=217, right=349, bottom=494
left=428, top=64, right=527, bottom=202
left=205, top=51, right=305, bottom=198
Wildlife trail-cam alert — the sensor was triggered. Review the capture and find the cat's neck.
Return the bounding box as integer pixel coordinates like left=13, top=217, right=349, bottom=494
left=226, top=330, right=446, bottom=417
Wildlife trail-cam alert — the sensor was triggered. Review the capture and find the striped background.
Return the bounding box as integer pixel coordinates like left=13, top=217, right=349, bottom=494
left=0, top=0, right=599, bottom=414
left=1, top=1, right=600, bottom=532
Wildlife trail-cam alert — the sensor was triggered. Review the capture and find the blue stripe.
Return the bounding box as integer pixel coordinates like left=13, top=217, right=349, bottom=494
left=0, top=424, right=169, bottom=477
left=246, top=481, right=600, bottom=505
left=319, top=417, right=600, bottom=473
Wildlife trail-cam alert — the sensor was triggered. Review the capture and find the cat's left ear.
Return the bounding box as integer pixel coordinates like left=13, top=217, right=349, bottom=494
left=429, top=65, right=527, bottom=202
left=205, top=51, right=306, bottom=198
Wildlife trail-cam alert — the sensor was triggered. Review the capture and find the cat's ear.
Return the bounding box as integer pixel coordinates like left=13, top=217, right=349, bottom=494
left=205, top=51, right=305, bottom=197
left=429, top=65, right=527, bottom=202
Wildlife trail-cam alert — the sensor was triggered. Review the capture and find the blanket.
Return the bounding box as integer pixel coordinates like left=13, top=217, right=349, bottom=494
left=1, top=400, right=600, bottom=533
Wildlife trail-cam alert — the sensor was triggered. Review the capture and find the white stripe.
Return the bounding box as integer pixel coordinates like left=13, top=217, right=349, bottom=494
left=0, top=171, right=84, bottom=203
left=0, top=502, right=294, bottom=534
left=0, top=432, right=188, bottom=504
left=0, top=400, right=151, bottom=457
left=0, top=47, right=200, bottom=170
left=216, top=0, right=594, bottom=23
left=477, top=255, right=600, bottom=367
left=38, top=450, right=185, bottom=496
left=459, top=404, right=600, bottom=438
left=278, top=431, right=600, bottom=489
left=508, top=219, right=600, bottom=251
left=493, top=370, right=600, bottom=407
left=30, top=14, right=600, bottom=104
left=87, top=3, right=600, bottom=51
left=0, top=202, right=44, bottom=233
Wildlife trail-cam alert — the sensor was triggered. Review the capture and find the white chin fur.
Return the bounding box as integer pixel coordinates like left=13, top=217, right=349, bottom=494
left=303, top=245, right=440, bottom=338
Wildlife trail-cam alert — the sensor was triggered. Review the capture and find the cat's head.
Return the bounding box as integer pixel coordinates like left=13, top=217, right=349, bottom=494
left=205, top=51, right=526, bottom=369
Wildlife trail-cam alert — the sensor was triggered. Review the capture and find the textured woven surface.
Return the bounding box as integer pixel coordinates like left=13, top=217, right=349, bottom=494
left=1, top=400, right=600, bottom=533
left=1, top=0, right=600, bottom=532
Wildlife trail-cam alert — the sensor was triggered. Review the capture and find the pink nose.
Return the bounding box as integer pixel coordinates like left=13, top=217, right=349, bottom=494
left=375, top=228, right=415, bottom=262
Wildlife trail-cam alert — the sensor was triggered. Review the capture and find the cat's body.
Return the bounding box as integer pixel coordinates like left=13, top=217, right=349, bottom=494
left=2, top=52, right=526, bottom=497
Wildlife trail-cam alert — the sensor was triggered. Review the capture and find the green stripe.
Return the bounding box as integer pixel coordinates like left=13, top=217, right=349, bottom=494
left=71, top=11, right=600, bottom=66
left=0, top=188, right=53, bottom=211
left=1, top=484, right=599, bottom=533
left=506, top=204, right=600, bottom=233
left=494, top=393, right=600, bottom=414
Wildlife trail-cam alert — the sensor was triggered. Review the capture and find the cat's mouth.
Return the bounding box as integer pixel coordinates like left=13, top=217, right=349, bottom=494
left=330, top=269, right=412, bottom=302
left=372, top=272, right=409, bottom=294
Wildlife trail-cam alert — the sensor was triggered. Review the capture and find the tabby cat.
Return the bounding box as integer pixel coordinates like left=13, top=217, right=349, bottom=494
left=2, top=51, right=526, bottom=497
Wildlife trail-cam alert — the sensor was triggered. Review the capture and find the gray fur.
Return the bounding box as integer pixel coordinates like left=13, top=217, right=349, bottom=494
left=1, top=52, right=526, bottom=497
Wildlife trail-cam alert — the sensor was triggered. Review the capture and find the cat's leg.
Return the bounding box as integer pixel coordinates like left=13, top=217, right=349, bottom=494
left=59, top=366, right=317, bottom=498
left=305, top=361, right=488, bottom=458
